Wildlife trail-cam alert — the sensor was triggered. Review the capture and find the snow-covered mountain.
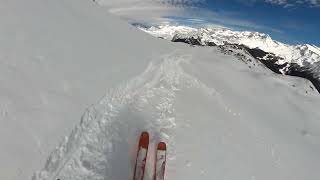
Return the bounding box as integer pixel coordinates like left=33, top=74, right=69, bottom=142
left=138, top=25, right=320, bottom=93
left=139, top=25, right=320, bottom=66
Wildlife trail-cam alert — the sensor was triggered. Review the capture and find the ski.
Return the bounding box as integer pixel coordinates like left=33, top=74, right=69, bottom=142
left=153, top=142, right=167, bottom=180
left=133, top=132, right=149, bottom=180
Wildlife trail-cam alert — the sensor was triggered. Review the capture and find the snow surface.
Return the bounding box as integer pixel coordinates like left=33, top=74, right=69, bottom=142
left=1, top=0, right=320, bottom=180
left=139, top=25, right=320, bottom=66
left=0, top=0, right=171, bottom=179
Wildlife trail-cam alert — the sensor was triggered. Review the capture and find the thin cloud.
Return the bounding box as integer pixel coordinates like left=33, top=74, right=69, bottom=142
left=98, top=0, right=283, bottom=33
left=265, top=0, right=288, bottom=5
left=161, top=8, right=284, bottom=33
left=305, top=0, right=320, bottom=7
left=237, top=0, right=320, bottom=8
left=264, top=0, right=320, bottom=7
left=156, top=0, right=205, bottom=6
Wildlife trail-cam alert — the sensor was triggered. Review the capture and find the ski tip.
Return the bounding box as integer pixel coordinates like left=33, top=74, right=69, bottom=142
left=139, top=131, right=149, bottom=148
left=157, top=142, right=166, bottom=150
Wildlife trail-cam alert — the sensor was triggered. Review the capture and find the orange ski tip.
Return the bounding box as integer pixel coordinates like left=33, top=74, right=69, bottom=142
left=139, top=132, right=149, bottom=148
left=141, top=131, right=149, bottom=136
left=157, top=142, right=166, bottom=150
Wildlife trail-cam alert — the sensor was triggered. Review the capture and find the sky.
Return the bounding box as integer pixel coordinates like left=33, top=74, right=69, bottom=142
left=100, top=0, right=319, bottom=45
left=193, top=0, right=320, bottom=45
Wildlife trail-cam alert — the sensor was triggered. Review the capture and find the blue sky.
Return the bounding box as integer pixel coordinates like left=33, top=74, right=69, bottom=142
left=163, top=0, right=320, bottom=45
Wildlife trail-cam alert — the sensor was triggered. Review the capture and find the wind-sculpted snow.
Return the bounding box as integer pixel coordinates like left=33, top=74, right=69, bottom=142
left=33, top=53, right=219, bottom=180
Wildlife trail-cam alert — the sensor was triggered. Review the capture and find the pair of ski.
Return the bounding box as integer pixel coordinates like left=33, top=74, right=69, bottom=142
left=133, top=132, right=167, bottom=180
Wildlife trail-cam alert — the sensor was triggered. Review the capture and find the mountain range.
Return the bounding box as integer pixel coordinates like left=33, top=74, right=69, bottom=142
left=137, top=24, right=320, bottom=93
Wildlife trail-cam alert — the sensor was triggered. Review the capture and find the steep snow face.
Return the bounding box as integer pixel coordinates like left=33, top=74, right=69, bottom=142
left=139, top=25, right=320, bottom=66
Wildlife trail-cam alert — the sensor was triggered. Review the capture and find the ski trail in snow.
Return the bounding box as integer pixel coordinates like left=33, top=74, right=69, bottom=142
left=33, top=52, right=227, bottom=180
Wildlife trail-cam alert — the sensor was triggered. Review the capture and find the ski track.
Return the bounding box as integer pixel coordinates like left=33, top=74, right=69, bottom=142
left=32, top=52, right=224, bottom=180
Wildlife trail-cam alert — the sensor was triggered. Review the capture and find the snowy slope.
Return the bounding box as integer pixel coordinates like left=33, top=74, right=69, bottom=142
left=0, top=0, right=172, bottom=179
left=1, top=0, right=320, bottom=180
left=34, top=47, right=320, bottom=180
left=139, top=25, right=320, bottom=66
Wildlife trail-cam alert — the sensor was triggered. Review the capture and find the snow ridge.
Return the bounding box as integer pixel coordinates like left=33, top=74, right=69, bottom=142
left=33, top=53, right=220, bottom=180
